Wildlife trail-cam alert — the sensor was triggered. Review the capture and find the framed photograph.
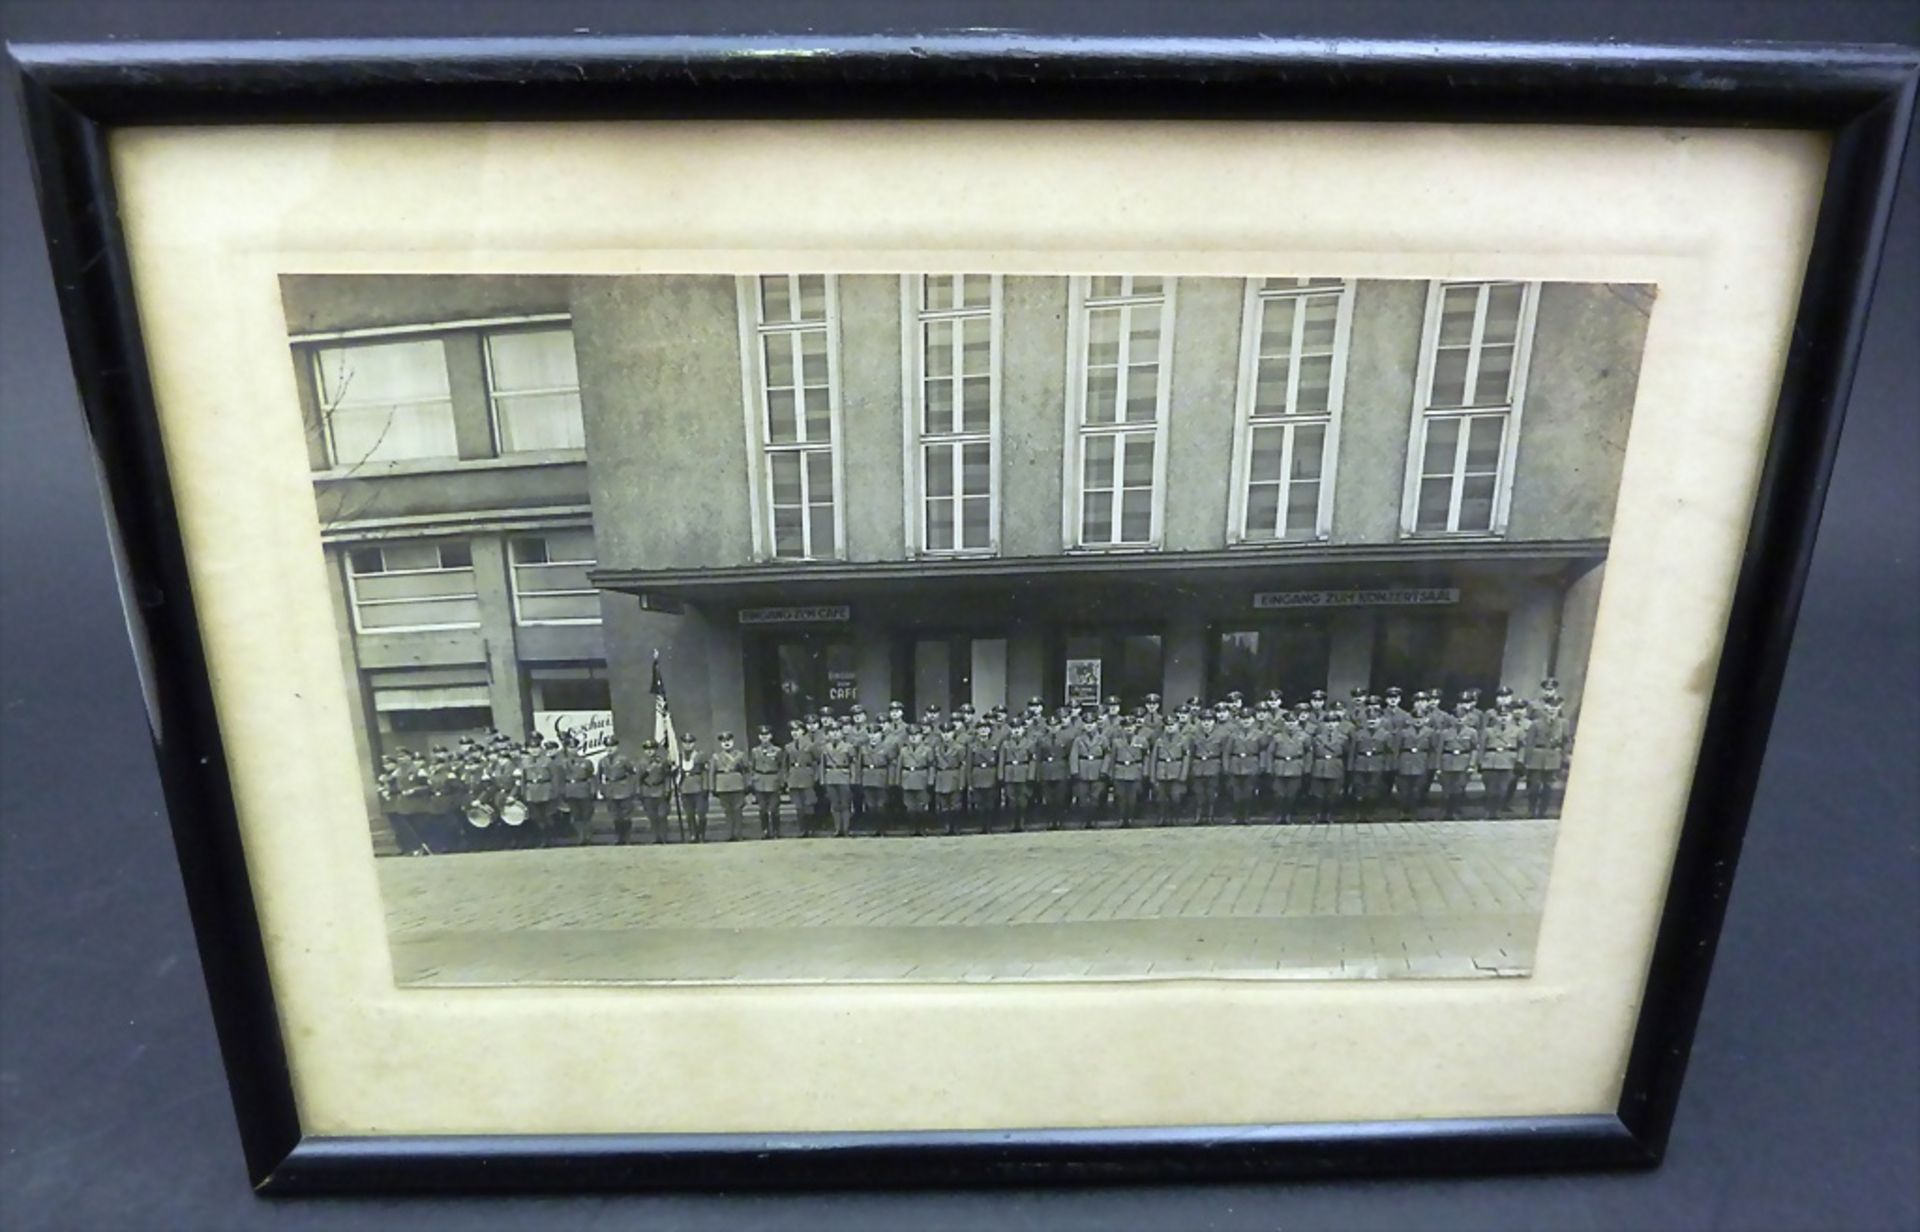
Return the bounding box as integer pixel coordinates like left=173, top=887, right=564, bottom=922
left=11, top=32, right=1913, bottom=1191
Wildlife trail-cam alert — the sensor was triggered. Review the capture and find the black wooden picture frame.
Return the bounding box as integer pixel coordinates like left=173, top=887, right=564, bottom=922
left=7, top=31, right=1914, bottom=1193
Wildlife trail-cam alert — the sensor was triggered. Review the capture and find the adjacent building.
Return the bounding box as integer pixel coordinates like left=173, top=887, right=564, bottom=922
left=287, top=272, right=1649, bottom=803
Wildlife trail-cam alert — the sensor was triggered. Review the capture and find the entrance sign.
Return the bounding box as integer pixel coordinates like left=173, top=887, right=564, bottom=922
left=1253, top=588, right=1461, bottom=609
left=1065, top=657, right=1103, bottom=706
left=826, top=669, right=859, bottom=705
left=739, top=605, right=852, bottom=625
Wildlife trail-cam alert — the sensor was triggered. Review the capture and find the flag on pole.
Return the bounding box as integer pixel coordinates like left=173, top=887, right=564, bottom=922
left=650, top=650, right=681, bottom=765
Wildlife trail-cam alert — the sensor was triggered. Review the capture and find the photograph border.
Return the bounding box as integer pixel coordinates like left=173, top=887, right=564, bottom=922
left=10, top=31, right=1915, bottom=1192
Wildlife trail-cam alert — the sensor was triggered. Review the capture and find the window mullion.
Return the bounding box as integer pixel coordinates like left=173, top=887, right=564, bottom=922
left=950, top=312, right=964, bottom=434
left=1448, top=414, right=1473, bottom=532
left=1285, top=295, right=1306, bottom=415
left=1276, top=424, right=1296, bottom=537
left=1462, top=285, right=1490, bottom=408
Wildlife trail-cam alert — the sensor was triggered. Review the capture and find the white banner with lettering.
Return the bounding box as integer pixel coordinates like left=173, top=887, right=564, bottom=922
left=532, top=710, right=616, bottom=764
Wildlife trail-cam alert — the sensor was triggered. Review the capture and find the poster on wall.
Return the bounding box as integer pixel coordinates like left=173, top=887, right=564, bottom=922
left=1065, top=658, right=1103, bottom=707
left=532, top=710, right=616, bottom=764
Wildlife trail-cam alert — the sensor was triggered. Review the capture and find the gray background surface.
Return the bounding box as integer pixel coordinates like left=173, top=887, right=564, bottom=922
left=1, top=2, right=1914, bottom=1229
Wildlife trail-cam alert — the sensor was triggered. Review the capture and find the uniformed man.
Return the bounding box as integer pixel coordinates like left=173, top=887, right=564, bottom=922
left=1138, top=693, right=1166, bottom=741
left=1107, top=717, right=1152, bottom=827
left=859, top=728, right=897, bottom=836
left=1349, top=715, right=1395, bottom=818
left=1069, top=719, right=1112, bottom=828
left=1268, top=711, right=1311, bottom=823
left=635, top=738, right=674, bottom=843
left=999, top=716, right=1039, bottom=832
left=1188, top=711, right=1226, bottom=824
left=520, top=739, right=561, bottom=846
left=962, top=721, right=1000, bottom=831
left=816, top=719, right=859, bottom=838
left=784, top=719, right=820, bottom=836
left=555, top=739, right=595, bottom=845
left=381, top=750, right=429, bottom=855
left=1476, top=706, right=1525, bottom=819
left=598, top=740, right=638, bottom=844
left=1521, top=693, right=1572, bottom=817
left=897, top=724, right=935, bottom=835
left=1381, top=686, right=1412, bottom=735
left=748, top=726, right=786, bottom=838
left=1308, top=716, right=1350, bottom=824
left=1434, top=716, right=1478, bottom=819
left=1394, top=697, right=1440, bottom=818
left=1148, top=714, right=1192, bottom=826
left=1034, top=714, right=1071, bottom=829
left=1490, top=686, right=1526, bottom=812
left=1224, top=713, right=1268, bottom=824
left=931, top=718, right=968, bottom=835
left=678, top=734, right=712, bottom=842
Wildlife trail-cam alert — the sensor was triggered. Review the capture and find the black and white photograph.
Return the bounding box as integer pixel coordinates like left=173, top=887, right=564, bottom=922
left=292, top=270, right=1651, bottom=987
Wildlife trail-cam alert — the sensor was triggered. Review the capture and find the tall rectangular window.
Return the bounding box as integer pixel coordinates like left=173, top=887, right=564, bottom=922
left=313, top=338, right=457, bottom=467
left=485, top=327, right=585, bottom=453
left=345, top=540, right=480, bottom=633
left=508, top=528, right=600, bottom=625
left=747, top=275, right=840, bottom=560
left=1405, top=280, right=1538, bottom=535
left=1068, top=276, right=1173, bottom=548
left=1232, top=278, right=1352, bottom=542
left=909, top=274, right=999, bottom=553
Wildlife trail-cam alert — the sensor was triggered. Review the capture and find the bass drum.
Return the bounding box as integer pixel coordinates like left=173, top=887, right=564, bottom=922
left=499, top=798, right=530, bottom=827
left=464, top=800, right=495, bottom=829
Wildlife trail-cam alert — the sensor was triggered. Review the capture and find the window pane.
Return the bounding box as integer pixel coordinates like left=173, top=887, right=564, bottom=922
left=357, top=568, right=479, bottom=603
left=925, top=443, right=954, bottom=496
left=796, top=275, right=827, bottom=320
left=381, top=543, right=443, bottom=572
left=925, top=320, right=953, bottom=377
left=1127, top=305, right=1162, bottom=363
left=1123, top=365, right=1160, bottom=423
left=1085, top=368, right=1119, bottom=424
left=1120, top=488, right=1153, bottom=542
left=806, top=449, right=834, bottom=501
left=1254, top=358, right=1291, bottom=415
left=1260, top=297, right=1297, bottom=356
left=1465, top=415, right=1505, bottom=472
left=1474, top=343, right=1514, bottom=405
left=960, top=442, right=991, bottom=496
left=1292, top=423, right=1327, bottom=481
left=1122, top=435, right=1155, bottom=488
left=961, top=496, right=991, bottom=547
left=759, top=276, right=791, bottom=321
left=1458, top=474, right=1497, bottom=531
left=799, top=329, right=829, bottom=388
left=763, top=334, right=794, bottom=387
left=1285, top=479, right=1320, bottom=535
left=773, top=507, right=804, bottom=556
left=923, top=276, right=956, bottom=311
left=546, top=528, right=595, bottom=562
left=1089, top=276, right=1123, bottom=300
left=1438, top=286, right=1479, bottom=346
left=1431, top=348, right=1470, bottom=407
left=961, top=274, right=992, bottom=309
left=316, top=339, right=450, bottom=405
left=1083, top=434, right=1116, bottom=489
left=808, top=505, right=835, bottom=555
left=926, top=498, right=955, bottom=550
left=1249, top=425, right=1284, bottom=483
left=1417, top=477, right=1454, bottom=531
left=517, top=593, right=601, bottom=623
left=510, top=538, right=549, bottom=565
left=1082, top=492, right=1113, bottom=543
left=923, top=377, right=954, bottom=433
left=487, top=329, right=578, bottom=392
left=1087, top=310, right=1121, bottom=366
left=330, top=402, right=458, bottom=466
left=439, top=542, right=472, bottom=568
left=1246, top=483, right=1281, bottom=538
left=1296, top=354, right=1333, bottom=414
left=357, top=596, right=481, bottom=630
left=765, top=390, right=798, bottom=443
left=960, top=376, right=991, bottom=433
left=517, top=562, right=592, bottom=594
left=1301, top=294, right=1339, bottom=349
left=1423, top=416, right=1462, bottom=475
left=802, top=387, right=831, bottom=443
left=960, top=316, right=991, bottom=375
left=496, top=392, right=585, bottom=452
left=349, top=548, right=383, bottom=575
left=770, top=453, right=803, bottom=506
left=1483, top=283, right=1524, bottom=344
left=1129, top=276, right=1163, bottom=296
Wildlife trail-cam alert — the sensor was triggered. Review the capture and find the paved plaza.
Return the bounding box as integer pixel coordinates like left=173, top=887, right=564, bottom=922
left=378, top=820, right=1556, bottom=986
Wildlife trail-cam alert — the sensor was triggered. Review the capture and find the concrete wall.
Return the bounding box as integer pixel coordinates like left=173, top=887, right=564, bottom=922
left=1330, top=280, right=1426, bottom=544
left=1508, top=283, right=1652, bottom=542
left=279, top=274, right=572, bottom=335
left=1163, top=278, right=1242, bottom=552
left=838, top=276, right=908, bottom=561
left=571, top=274, right=754, bottom=571
left=313, top=461, right=589, bottom=525
left=999, top=277, right=1071, bottom=558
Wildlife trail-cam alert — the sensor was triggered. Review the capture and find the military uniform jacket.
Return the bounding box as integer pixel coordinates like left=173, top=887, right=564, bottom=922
left=1069, top=732, right=1112, bottom=780
left=931, top=735, right=968, bottom=794
left=1150, top=730, right=1193, bottom=781
left=521, top=752, right=559, bottom=803
left=967, top=741, right=1001, bottom=790
left=1476, top=718, right=1523, bottom=771
left=859, top=742, right=897, bottom=789
left=1190, top=729, right=1227, bottom=776
left=1522, top=713, right=1571, bottom=771
left=1434, top=726, right=1478, bottom=773
left=679, top=750, right=713, bottom=794
left=1225, top=728, right=1268, bottom=777
left=748, top=744, right=786, bottom=792
left=1349, top=728, right=1394, bottom=773
left=561, top=754, right=597, bottom=800
left=1109, top=732, right=1153, bottom=782
left=896, top=741, right=935, bottom=791
left=598, top=753, right=638, bottom=800
left=1394, top=722, right=1439, bottom=776
left=1309, top=729, right=1349, bottom=780
left=1035, top=730, right=1070, bottom=782
left=819, top=739, right=858, bottom=786
left=999, top=734, right=1039, bottom=784
left=635, top=752, right=673, bottom=797
left=1268, top=730, right=1310, bottom=776
left=783, top=734, right=819, bottom=791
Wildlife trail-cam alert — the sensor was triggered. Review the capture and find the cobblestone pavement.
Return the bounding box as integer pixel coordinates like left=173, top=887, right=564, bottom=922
left=380, top=820, right=1556, bottom=986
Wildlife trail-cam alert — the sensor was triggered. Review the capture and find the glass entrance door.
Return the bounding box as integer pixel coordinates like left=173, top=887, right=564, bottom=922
left=908, top=634, right=1008, bottom=716
left=1209, top=619, right=1333, bottom=703
left=1372, top=611, right=1508, bottom=702
left=751, top=634, right=858, bottom=730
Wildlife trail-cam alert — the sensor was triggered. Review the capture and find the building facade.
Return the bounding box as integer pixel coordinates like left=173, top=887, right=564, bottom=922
left=290, top=273, right=1649, bottom=792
